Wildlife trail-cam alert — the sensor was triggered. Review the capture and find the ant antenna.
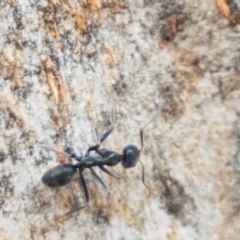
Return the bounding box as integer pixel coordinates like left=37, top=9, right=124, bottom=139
left=110, top=108, right=116, bottom=126
left=139, top=103, right=163, bottom=151
left=138, top=103, right=163, bottom=192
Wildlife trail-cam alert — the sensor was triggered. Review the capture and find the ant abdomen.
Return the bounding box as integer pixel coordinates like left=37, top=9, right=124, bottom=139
left=122, top=145, right=140, bottom=168
left=42, top=164, right=77, bottom=188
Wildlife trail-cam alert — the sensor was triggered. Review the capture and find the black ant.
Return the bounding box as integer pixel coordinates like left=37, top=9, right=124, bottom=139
left=41, top=107, right=159, bottom=215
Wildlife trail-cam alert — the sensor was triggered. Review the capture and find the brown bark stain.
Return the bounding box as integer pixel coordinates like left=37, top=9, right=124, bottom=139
left=159, top=16, right=179, bottom=48
left=214, top=0, right=230, bottom=17
left=166, top=224, right=179, bottom=240
left=101, top=44, right=117, bottom=66
left=161, top=50, right=203, bottom=121
left=215, top=167, right=240, bottom=239
left=61, top=195, right=72, bottom=209
left=50, top=0, right=65, bottom=7
left=55, top=145, right=69, bottom=164
left=42, top=57, right=68, bottom=130
left=48, top=22, right=60, bottom=38
left=42, top=57, right=68, bottom=109
left=87, top=0, right=103, bottom=21
left=214, top=0, right=240, bottom=25
left=87, top=0, right=102, bottom=11
left=0, top=44, right=23, bottom=90
left=71, top=9, right=87, bottom=33
left=175, top=50, right=203, bottom=96
left=50, top=109, right=68, bottom=130
left=0, top=95, right=25, bottom=129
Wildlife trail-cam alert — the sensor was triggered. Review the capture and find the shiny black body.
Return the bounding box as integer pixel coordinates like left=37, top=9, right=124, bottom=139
left=41, top=111, right=148, bottom=215
left=42, top=164, right=77, bottom=188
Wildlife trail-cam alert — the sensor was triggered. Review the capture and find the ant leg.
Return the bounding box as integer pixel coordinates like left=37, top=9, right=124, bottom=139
left=40, top=145, right=71, bottom=157
left=85, top=109, right=115, bottom=156
left=90, top=168, right=110, bottom=194
left=64, top=170, right=89, bottom=215
left=139, top=160, right=149, bottom=188
left=139, top=160, right=151, bottom=196
left=139, top=129, right=144, bottom=151
left=40, top=145, right=79, bottom=162
left=99, top=165, right=121, bottom=179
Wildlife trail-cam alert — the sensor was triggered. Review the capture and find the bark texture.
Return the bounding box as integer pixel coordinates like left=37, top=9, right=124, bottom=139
left=0, top=0, right=240, bottom=239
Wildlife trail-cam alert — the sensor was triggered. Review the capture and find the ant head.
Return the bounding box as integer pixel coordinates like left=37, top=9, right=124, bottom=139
left=121, top=104, right=162, bottom=168
left=122, top=145, right=140, bottom=168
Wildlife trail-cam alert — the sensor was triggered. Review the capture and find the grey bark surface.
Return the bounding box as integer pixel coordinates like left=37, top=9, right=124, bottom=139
left=0, top=0, right=240, bottom=239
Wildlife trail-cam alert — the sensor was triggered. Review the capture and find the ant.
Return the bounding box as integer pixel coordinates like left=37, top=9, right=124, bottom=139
left=41, top=107, right=159, bottom=215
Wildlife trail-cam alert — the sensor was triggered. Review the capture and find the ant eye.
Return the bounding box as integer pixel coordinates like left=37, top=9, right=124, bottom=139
left=122, top=145, right=139, bottom=168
